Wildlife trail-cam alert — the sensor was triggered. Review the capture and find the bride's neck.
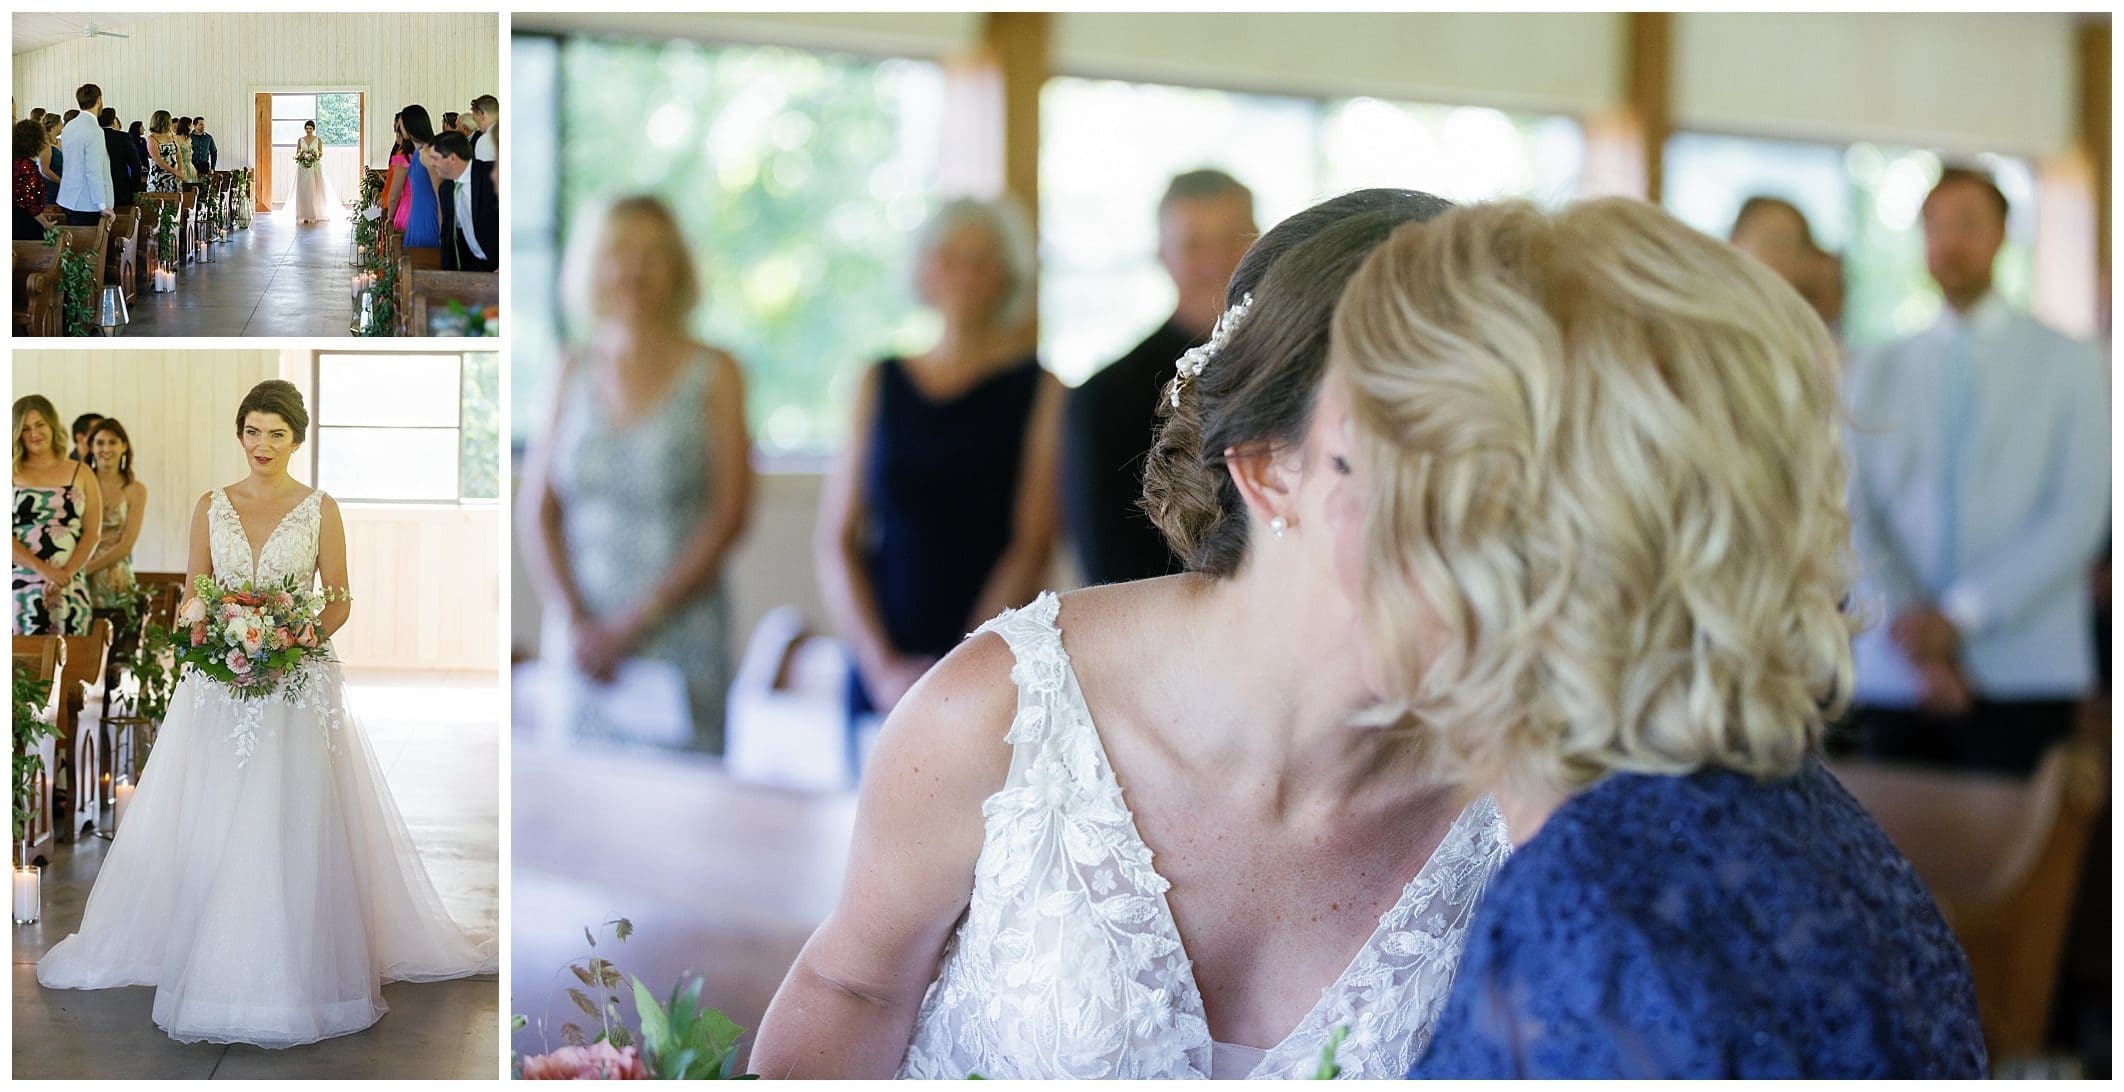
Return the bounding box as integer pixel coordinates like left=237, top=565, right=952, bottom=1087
left=1174, top=572, right=1416, bottom=811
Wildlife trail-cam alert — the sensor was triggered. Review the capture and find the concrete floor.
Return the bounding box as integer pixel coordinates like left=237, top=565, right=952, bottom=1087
left=12, top=674, right=501, bottom=1080
left=121, top=206, right=360, bottom=338
left=509, top=664, right=858, bottom=1072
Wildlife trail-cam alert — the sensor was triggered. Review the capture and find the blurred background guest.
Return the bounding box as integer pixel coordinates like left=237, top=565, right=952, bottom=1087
left=1842, top=167, right=2110, bottom=776
left=1062, top=168, right=1256, bottom=586
left=814, top=196, right=1060, bottom=771
left=520, top=195, right=755, bottom=754
left=68, top=413, right=102, bottom=462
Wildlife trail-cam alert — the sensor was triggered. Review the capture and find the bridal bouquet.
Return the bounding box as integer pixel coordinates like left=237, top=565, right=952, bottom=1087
left=171, top=574, right=340, bottom=700
left=294, top=147, right=321, bottom=170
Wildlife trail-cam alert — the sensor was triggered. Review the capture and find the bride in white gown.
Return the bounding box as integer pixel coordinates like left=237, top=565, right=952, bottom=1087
left=752, top=190, right=1507, bottom=1079
left=291, top=122, right=338, bottom=225
left=37, top=379, right=496, bottom=1048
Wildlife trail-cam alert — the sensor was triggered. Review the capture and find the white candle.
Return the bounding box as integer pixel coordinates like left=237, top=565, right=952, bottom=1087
left=113, top=780, right=134, bottom=834
left=12, top=866, right=37, bottom=924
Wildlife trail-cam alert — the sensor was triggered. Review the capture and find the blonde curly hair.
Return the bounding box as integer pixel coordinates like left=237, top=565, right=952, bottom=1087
left=1331, top=198, right=1858, bottom=793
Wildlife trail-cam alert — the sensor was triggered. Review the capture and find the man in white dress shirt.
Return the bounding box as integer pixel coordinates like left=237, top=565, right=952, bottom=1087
left=55, top=84, right=115, bottom=227
left=1842, top=167, right=2110, bottom=775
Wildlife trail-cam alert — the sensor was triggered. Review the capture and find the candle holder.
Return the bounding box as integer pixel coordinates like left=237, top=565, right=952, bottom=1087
left=13, top=862, right=39, bottom=926
left=111, top=775, right=133, bottom=838
left=97, top=283, right=130, bottom=336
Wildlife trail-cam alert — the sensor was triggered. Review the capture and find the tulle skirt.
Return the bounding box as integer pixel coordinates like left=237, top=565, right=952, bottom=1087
left=35, top=662, right=497, bottom=1048
left=293, top=163, right=338, bottom=225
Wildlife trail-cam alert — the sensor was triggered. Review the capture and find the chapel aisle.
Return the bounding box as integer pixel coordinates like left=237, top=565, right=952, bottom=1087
left=123, top=209, right=357, bottom=338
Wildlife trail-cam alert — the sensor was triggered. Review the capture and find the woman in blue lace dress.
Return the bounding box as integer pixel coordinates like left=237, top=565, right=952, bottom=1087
left=1325, top=199, right=1986, bottom=1079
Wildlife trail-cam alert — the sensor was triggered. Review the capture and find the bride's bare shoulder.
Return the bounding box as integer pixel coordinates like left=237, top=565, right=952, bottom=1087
left=1051, top=575, right=1192, bottom=667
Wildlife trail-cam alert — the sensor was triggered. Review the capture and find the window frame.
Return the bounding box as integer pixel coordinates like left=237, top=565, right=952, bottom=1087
left=309, top=350, right=500, bottom=508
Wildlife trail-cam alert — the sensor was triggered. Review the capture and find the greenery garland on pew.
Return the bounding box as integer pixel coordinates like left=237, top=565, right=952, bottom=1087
left=360, top=253, right=399, bottom=336
left=154, top=200, right=179, bottom=278
left=352, top=169, right=385, bottom=267
left=13, top=665, right=58, bottom=851
left=42, top=223, right=98, bottom=337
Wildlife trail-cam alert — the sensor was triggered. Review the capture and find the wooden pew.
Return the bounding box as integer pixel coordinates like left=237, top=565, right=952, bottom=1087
left=395, top=246, right=443, bottom=334
left=11, top=636, right=66, bottom=862
left=104, top=205, right=141, bottom=303
left=406, top=269, right=500, bottom=337
left=12, top=240, right=60, bottom=337
left=54, top=617, right=116, bottom=840
left=1829, top=739, right=2109, bottom=1061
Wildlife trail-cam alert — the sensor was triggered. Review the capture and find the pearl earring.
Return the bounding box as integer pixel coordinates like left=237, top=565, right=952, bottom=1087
left=1270, top=516, right=1287, bottom=540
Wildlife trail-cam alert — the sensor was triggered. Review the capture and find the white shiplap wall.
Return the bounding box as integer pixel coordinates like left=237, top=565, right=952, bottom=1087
left=11, top=12, right=500, bottom=169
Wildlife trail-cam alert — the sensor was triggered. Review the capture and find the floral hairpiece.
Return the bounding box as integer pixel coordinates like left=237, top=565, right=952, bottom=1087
left=1170, top=292, right=1254, bottom=408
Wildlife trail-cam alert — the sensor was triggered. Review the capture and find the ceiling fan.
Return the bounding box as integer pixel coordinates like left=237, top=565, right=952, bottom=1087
left=77, top=16, right=131, bottom=40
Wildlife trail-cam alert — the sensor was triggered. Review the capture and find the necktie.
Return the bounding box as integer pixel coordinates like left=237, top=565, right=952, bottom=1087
left=1939, top=326, right=1974, bottom=583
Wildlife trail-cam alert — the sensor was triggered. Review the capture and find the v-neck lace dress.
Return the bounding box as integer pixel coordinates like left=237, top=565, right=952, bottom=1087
left=895, top=592, right=1511, bottom=1079
left=37, top=488, right=497, bottom=1048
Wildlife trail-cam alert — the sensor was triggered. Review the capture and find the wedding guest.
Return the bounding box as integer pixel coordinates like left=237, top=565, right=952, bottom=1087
left=384, top=112, right=412, bottom=232
left=53, top=86, right=114, bottom=227
left=396, top=105, right=441, bottom=248
left=430, top=131, right=495, bottom=273
left=1064, top=168, right=1256, bottom=585
left=81, top=417, right=144, bottom=615
left=173, top=117, right=199, bottom=193
left=100, top=108, right=142, bottom=208
left=1728, top=195, right=1842, bottom=334
left=40, top=114, right=63, bottom=204
left=441, top=111, right=461, bottom=135
left=69, top=414, right=103, bottom=462
left=127, top=119, right=147, bottom=168
left=755, top=189, right=1498, bottom=1080
left=520, top=195, right=754, bottom=754
left=1841, top=168, right=2109, bottom=776
left=13, top=395, right=102, bottom=637
left=190, top=116, right=216, bottom=175
left=1324, top=197, right=1984, bottom=1077
left=144, top=110, right=183, bottom=193
left=814, top=196, right=1060, bottom=771
left=469, top=95, right=498, bottom=164
left=13, top=119, right=60, bottom=241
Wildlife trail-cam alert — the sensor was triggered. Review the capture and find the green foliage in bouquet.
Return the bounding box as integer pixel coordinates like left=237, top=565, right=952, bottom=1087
left=12, top=666, right=57, bottom=847
left=295, top=147, right=321, bottom=170
left=171, top=573, right=344, bottom=700
left=515, top=917, right=760, bottom=1079
left=42, top=223, right=97, bottom=336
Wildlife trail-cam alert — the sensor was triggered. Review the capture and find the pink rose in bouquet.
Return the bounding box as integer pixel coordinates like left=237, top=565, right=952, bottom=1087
left=173, top=574, right=343, bottom=701
left=225, top=649, right=250, bottom=675
left=519, top=1042, right=649, bottom=1080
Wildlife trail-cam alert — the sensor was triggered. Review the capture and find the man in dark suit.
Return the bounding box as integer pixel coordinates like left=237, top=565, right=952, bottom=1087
left=430, top=130, right=496, bottom=273
left=1061, top=169, right=1257, bottom=584
left=190, top=117, right=216, bottom=175
left=100, top=107, right=144, bottom=207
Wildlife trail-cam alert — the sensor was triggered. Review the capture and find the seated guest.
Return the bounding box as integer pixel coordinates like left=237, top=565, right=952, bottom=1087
left=100, top=108, right=143, bottom=208
left=13, top=119, right=60, bottom=240
left=431, top=131, right=495, bottom=273
left=1327, top=197, right=1986, bottom=1078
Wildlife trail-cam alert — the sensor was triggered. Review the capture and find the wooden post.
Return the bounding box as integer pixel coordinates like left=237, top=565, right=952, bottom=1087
left=1628, top=12, right=1673, bottom=204
left=2080, top=17, right=2110, bottom=294
left=984, top=12, right=1048, bottom=221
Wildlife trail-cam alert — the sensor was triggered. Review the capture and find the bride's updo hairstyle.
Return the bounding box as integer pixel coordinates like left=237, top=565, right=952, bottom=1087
left=1143, top=188, right=1452, bottom=576
left=235, top=380, right=310, bottom=445
left=1331, top=198, right=1858, bottom=792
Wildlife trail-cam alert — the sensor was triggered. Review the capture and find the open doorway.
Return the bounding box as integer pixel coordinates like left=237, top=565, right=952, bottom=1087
left=251, top=90, right=364, bottom=213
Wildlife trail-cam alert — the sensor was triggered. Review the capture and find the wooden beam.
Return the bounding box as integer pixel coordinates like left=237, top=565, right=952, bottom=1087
left=1627, top=11, right=1673, bottom=204
left=984, top=12, right=1048, bottom=222
left=2080, top=17, right=2110, bottom=288
left=254, top=92, right=273, bottom=212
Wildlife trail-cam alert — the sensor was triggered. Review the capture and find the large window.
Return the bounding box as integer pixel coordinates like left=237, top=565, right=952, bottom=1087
left=1039, top=76, right=1584, bottom=385
left=312, top=352, right=500, bottom=503
left=1664, top=132, right=2038, bottom=348
left=268, top=92, right=360, bottom=207
left=512, top=32, right=945, bottom=456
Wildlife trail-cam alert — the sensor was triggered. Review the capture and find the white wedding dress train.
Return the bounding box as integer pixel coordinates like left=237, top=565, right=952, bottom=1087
left=292, top=137, right=338, bottom=225
left=36, top=488, right=497, bottom=1048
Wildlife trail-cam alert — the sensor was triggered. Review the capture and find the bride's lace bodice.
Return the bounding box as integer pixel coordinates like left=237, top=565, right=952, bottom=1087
left=896, top=592, right=1512, bottom=1080
left=208, top=487, right=322, bottom=585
